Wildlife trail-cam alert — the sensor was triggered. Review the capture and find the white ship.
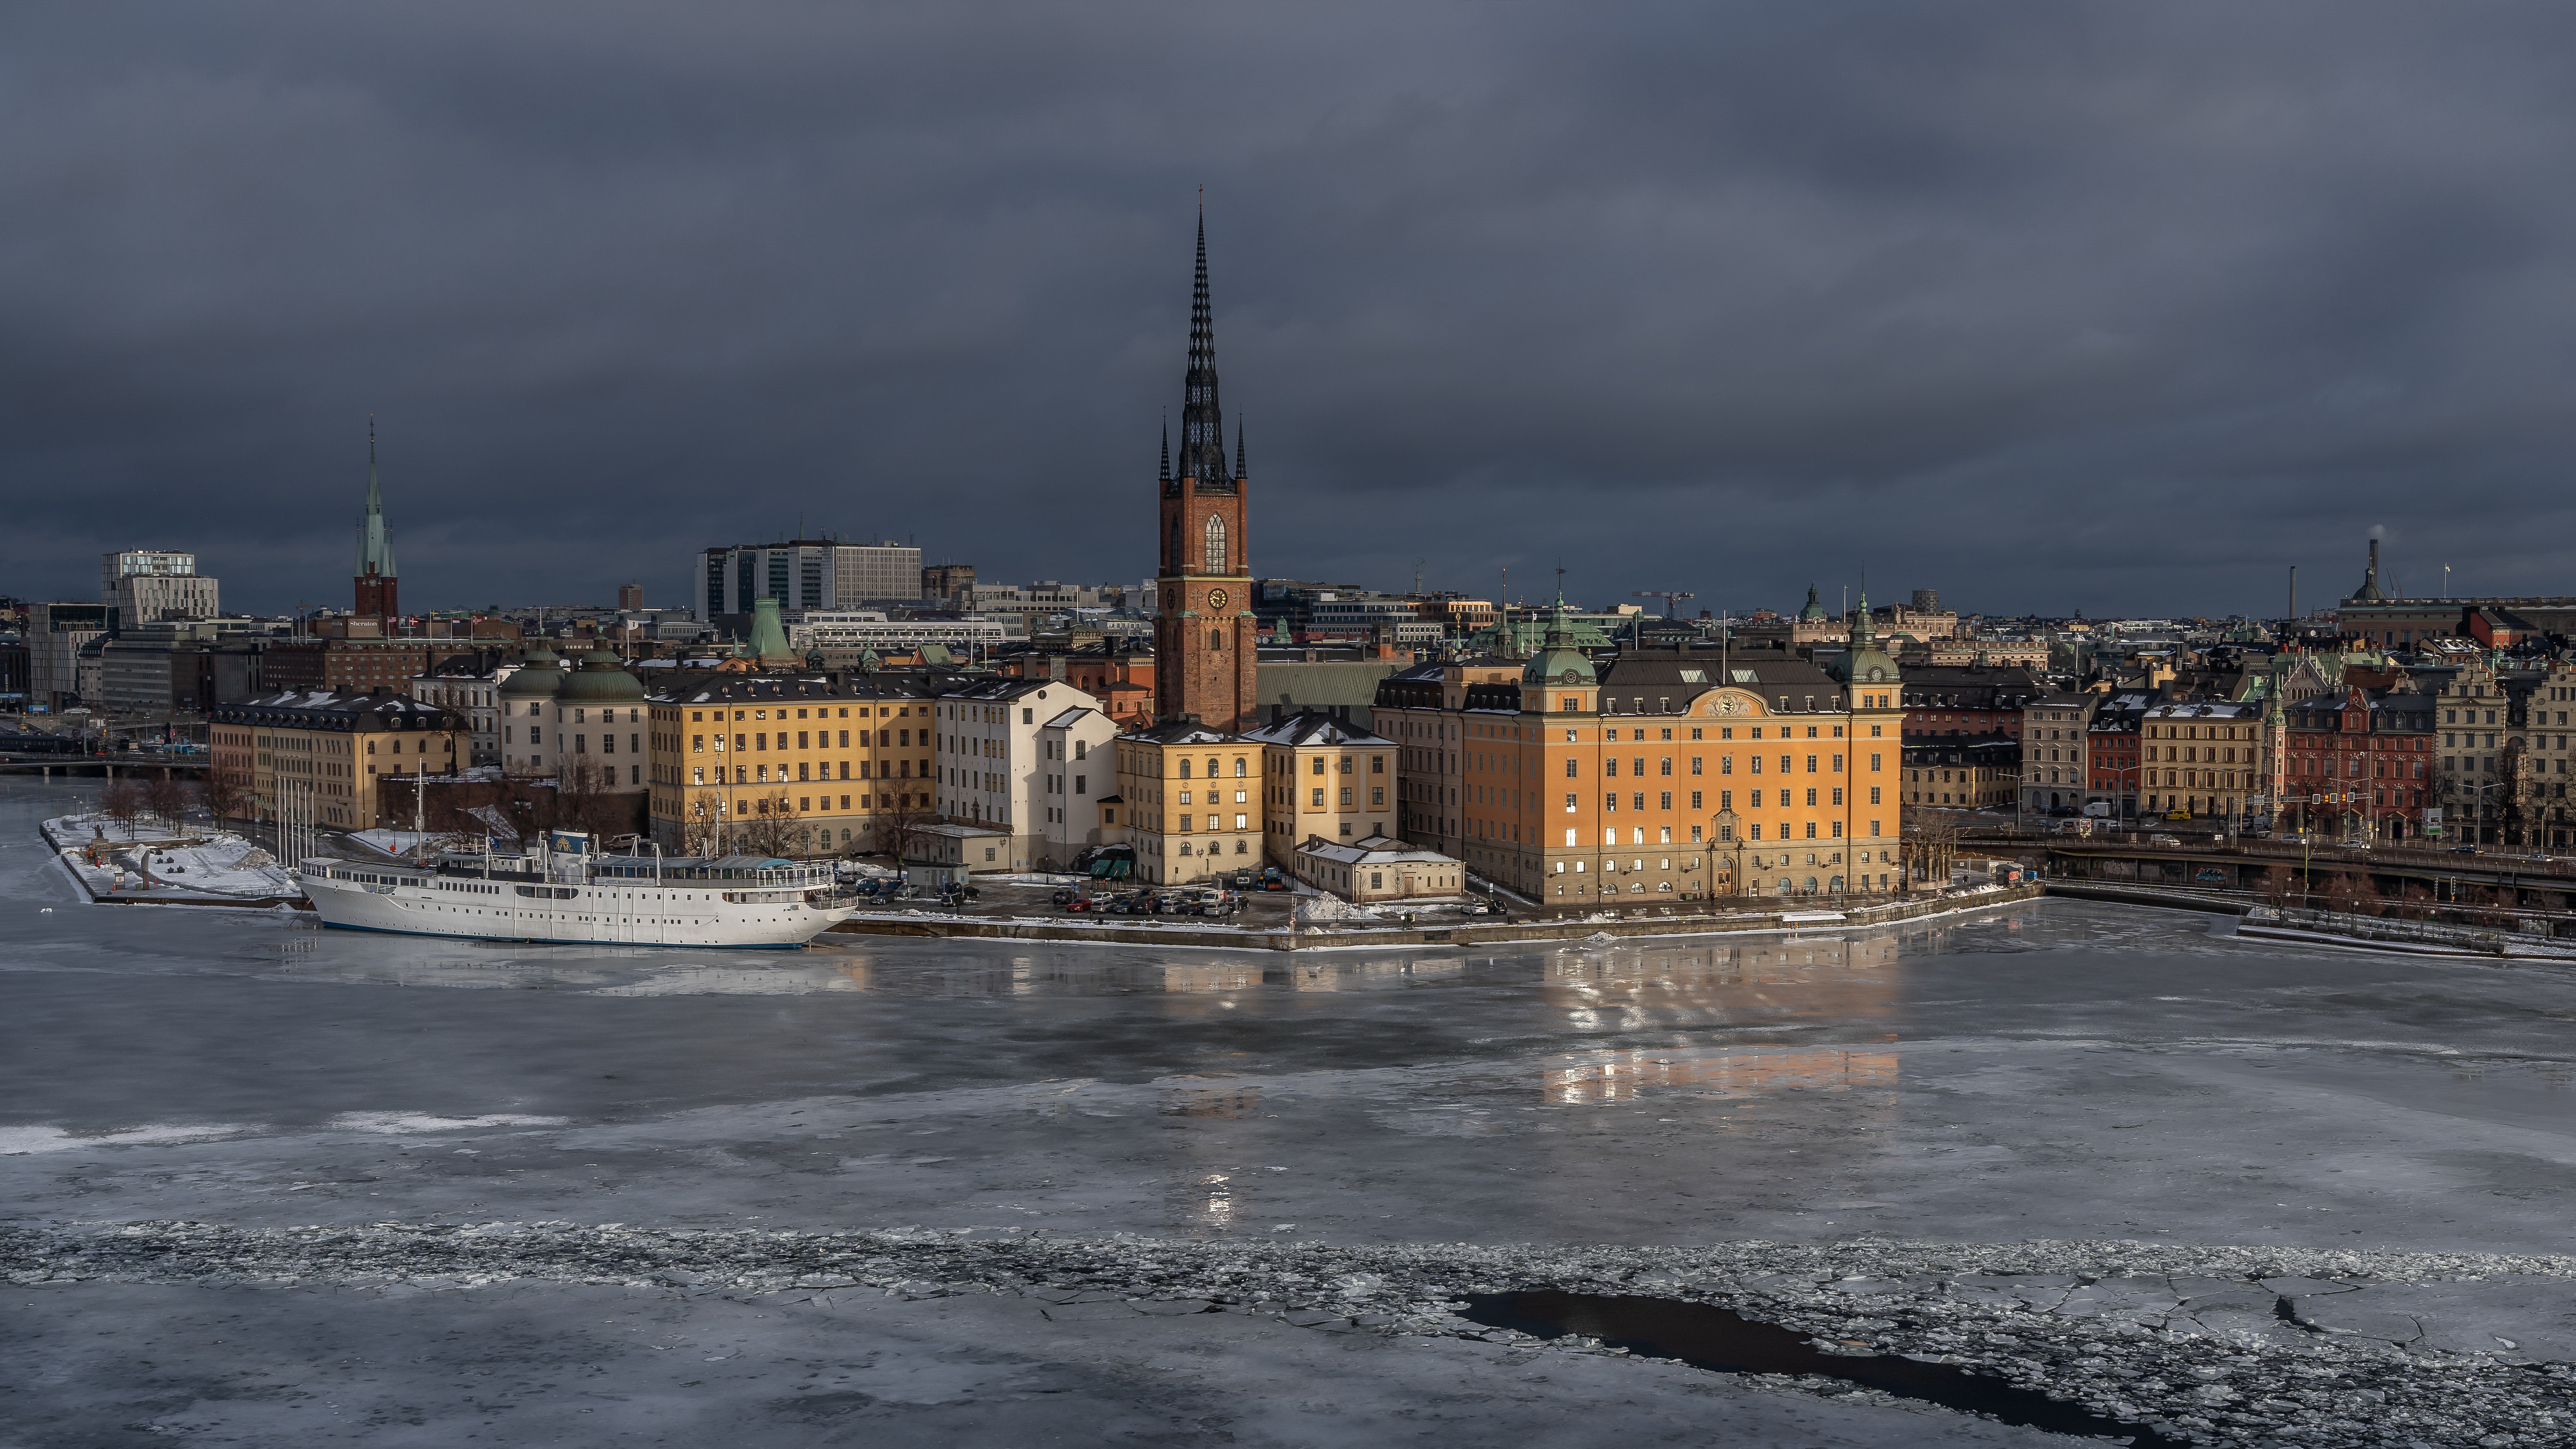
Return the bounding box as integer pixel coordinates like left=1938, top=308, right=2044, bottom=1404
left=297, top=830, right=852, bottom=948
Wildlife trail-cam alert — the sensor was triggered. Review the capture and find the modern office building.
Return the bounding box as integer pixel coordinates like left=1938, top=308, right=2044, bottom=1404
left=28, top=602, right=109, bottom=711
left=101, top=549, right=219, bottom=634
left=699, top=539, right=924, bottom=619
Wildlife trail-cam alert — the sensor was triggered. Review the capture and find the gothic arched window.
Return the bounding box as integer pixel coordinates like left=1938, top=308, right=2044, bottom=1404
left=1169, top=519, right=1181, bottom=573
left=1209, top=629, right=1224, bottom=652
left=1204, top=515, right=1227, bottom=574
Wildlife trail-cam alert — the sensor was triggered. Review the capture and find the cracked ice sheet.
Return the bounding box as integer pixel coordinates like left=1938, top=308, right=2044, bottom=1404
left=6, top=782, right=2576, bottom=1443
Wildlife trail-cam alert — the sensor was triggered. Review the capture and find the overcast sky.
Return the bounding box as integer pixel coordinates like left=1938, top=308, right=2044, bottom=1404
left=6, top=3, right=2574, bottom=620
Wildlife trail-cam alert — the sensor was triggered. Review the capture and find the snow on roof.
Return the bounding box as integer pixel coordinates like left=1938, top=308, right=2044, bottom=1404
left=1239, top=713, right=1395, bottom=747
left=1294, top=833, right=1457, bottom=867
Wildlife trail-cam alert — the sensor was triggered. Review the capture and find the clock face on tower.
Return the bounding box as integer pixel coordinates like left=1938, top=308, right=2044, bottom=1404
left=1206, top=587, right=1229, bottom=611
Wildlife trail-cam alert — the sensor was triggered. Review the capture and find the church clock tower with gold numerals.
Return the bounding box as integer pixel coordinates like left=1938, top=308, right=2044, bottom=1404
left=1153, top=210, right=1261, bottom=734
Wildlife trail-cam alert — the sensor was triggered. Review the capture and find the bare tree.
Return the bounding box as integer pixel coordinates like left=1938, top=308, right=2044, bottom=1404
left=554, top=761, right=638, bottom=841
left=195, top=764, right=252, bottom=823
left=2321, top=871, right=2379, bottom=918
left=738, top=790, right=805, bottom=859
left=680, top=788, right=730, bottom=858
left=1902, top=820, right=1962, bottom=891
left=142, top=769, right=190, bottom=827
left=869, top=790, right=936, bottom=866
left=98, top=779, right=146, bottom=838
left=2394, top=881, right=2439, bottom=922
left=2259, top=864, right=2301, bottom=913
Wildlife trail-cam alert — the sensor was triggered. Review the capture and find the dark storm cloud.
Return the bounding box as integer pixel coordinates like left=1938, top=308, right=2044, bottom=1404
left=5, top=2, right=2574, bottom=618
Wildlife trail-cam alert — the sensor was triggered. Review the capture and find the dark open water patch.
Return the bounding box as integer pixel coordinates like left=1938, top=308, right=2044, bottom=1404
left=1461, top=1291, right=2188, bottom=1448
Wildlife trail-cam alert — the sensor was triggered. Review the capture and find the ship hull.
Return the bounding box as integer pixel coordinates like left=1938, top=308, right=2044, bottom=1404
left=301, top=871, right=848, bottom=948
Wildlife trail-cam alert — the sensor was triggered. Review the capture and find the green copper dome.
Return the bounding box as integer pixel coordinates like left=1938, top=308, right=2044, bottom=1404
left=498, top=644, right=564, bottom=698
left=1522, top=595, right=1596, bottom=687
left=1829, top=594, right=1900, bottom=686
left=1798, top=583, right=1828, bottom=622
left=554, top=645, right=644, bottom=702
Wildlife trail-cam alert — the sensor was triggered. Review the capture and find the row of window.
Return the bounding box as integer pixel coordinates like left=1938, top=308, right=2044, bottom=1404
left=682, top=759, right=927, bottom=785
left=687, top=729, right=916, bottom=752
left=680, top=705, right=917, bottom=721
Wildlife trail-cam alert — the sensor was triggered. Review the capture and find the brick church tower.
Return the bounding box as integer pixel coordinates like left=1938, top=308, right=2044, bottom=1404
left=353, top=422, right=399, bottom=618
left=1152, top=213, right=1261, bottom=733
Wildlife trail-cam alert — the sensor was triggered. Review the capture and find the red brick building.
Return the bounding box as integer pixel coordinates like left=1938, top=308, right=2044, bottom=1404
left=1149, top=214, right=1260, bottom=732
left=2281, top=686, right=2437, bottom=840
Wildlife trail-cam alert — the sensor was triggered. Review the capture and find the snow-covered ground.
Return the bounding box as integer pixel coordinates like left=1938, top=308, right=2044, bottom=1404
left=40, top=813, right=294, bottom=900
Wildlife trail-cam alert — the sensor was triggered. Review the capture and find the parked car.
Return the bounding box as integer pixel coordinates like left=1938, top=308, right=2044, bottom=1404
left=2148, top=834, right=2183, bottom=848
left=1051, top=887, right=1075, bottom=905
left=1063, top=895, right=1094, bottom=913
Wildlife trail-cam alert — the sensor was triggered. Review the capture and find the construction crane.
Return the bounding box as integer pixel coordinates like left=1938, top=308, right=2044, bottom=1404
left=1632, top=590, right=1696, bottom=619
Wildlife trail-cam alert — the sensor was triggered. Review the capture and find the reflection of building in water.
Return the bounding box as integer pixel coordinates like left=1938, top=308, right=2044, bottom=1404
left=1160, top=1084, right=1262, bottom=1117
left=584, top=965, right=868, bottom=996
left=1543, top=1045, right=1899, bottom=1106
left=1543, top=936, right=1902, bottom=1032
left=1156, top=1083, right=1266, bottom=1235
left=1283, top=956, right=1466, bottom=991
left=1159, top=963, right=1264, bottom=994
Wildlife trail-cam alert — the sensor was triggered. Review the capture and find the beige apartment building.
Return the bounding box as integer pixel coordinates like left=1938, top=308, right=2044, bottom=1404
left=209, top=690, right=468, bottom=829
left=1109, top=718, right=1261, bottom=884
left=1244, top=711, right=1397, bottom=851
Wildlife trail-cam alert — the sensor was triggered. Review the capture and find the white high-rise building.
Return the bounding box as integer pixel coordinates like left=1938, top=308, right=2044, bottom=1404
left=101, top=549, right=219, bottom=632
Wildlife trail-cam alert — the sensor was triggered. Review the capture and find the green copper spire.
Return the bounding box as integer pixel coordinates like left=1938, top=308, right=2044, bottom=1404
left=355, top=418, right=397, bottom=579
left=747, top=598, right=796, bottom=667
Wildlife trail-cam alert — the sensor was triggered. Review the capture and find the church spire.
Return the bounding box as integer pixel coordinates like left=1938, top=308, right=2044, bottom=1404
left=354, top=417, right=399, bottom=618
left=356, top=417, right=395, bottom=579
left=1234, top=419, right=1246, bottom=480
left=1159, top=414, right=1170, bottom=482
left=1176, top=205, right=1233, bottom=494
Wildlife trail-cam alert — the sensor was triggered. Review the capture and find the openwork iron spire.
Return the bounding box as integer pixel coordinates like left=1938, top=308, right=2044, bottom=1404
left=1175, top=208, right=1233, bottom=495
left=1159, top=415, right=1170, bottom=482
left=1234, top=419, right=1246, bottom=479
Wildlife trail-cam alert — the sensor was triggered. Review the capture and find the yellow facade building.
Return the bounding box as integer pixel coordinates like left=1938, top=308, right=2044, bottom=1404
left=1382, top=599, right=1908, bottom=903
left=1109, top=718, right=1262, bottom=884
left=209, top=690, right=468, bottom=829
left=1244, top=711, right=1396, bottom=850
left=646, top=673, right=940, bottom=857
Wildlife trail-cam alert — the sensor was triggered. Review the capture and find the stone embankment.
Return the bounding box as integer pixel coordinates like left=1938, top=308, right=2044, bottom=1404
left=828, top=884, right=2044, bottom=952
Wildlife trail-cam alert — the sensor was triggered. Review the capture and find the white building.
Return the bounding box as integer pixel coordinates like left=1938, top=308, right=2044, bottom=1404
left=409, top=660, right=521, bottom=765
left=931, top=678, right=1105, bottom=871
left=787, top=611, right=1018, bottom=652
left=102, top=549, right=219, bottom=632
left=1036, top=702, right=1123, bottom=870
left=1290, top=833, right=1464, bottom=902
left=954, top=581, right=1128, bottom=630
left=699, top=539, right=924, bottom=617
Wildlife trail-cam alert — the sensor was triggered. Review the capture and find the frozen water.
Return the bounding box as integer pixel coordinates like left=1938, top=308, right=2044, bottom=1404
left=6, top=778, right=2576, bottom=1446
